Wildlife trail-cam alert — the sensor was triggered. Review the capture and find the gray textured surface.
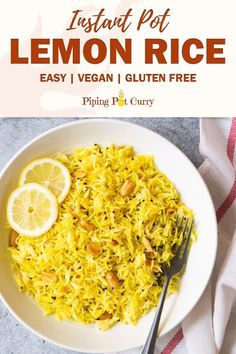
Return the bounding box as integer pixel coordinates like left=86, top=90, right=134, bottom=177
left=0, top=118, right=202, bottom=354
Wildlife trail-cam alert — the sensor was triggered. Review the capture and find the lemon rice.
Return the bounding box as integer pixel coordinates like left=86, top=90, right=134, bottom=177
left=8, top=145, right=194, bottom=329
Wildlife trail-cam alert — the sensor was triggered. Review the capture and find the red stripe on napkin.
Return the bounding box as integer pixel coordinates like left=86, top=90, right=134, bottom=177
left=227, top=118, right=236, bottom=164
left=160, top=328, right=183, bottom=354
left=161, top=118, right=236, bottom=353
left=216, top=179, right=236, bottom=223
left=216, top=118, right=236, bottom=222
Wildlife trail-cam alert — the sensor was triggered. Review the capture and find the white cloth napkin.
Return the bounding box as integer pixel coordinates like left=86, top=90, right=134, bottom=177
left=116, top=118, right=236, bottom=354
left=182, top=118, right=236, bottom=354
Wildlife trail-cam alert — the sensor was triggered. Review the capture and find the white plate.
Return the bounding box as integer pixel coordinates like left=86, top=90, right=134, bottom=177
left=0, top=119, right=217, bottom=353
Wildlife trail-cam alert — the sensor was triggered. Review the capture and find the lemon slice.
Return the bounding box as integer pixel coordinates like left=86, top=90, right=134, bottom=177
left=7, top=183, right=58, bottom=237
left=19, top=158, right=71, bottom=203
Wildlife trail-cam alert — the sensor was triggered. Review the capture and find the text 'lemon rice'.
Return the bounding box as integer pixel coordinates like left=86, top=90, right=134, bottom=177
left=8, top=145, right=194, bottom=330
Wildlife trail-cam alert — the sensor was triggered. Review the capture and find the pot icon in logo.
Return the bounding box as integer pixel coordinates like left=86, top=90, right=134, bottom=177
left=117, top=90, right=125, bottom=107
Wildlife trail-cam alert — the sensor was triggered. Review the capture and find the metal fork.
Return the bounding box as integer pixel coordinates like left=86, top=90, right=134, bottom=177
left=140, top=217, right=194, bottom=354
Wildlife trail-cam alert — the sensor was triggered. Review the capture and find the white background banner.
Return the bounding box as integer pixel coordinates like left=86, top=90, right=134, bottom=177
left=0, top=0, right=235, bottom=117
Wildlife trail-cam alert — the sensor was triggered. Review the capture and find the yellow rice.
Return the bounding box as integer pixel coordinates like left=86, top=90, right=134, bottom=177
left=8, top=145, right=194, bottom=329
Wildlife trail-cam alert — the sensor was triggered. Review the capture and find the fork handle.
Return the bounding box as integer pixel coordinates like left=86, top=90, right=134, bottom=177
left=140, top=276, right=170, bottom=354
